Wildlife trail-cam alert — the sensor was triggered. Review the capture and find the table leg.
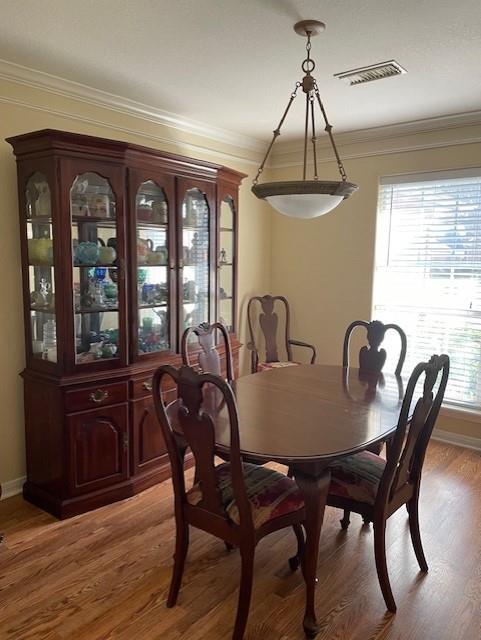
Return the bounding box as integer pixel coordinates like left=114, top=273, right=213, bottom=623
left=294, top=467, right=331, bottom=638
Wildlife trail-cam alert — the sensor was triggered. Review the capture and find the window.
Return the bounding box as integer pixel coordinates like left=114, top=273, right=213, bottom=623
left=372, top=169, right=481, bottom=410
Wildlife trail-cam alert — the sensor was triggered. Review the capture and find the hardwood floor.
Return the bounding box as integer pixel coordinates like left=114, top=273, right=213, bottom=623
left=0, top=441, right=480, bottom=640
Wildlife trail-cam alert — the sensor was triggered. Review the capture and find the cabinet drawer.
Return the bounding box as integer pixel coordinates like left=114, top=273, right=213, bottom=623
left=131, top=376, right=177, bottom=403
left=131, top=376, right=155, bottom=399
left=65, top=381, right=128, bottom=413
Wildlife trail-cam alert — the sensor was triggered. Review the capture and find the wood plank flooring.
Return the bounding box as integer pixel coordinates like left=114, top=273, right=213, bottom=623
left=0, top=441, right=480, bottom=640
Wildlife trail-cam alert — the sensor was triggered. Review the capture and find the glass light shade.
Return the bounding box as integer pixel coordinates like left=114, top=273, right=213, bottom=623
left=265, top=193, right=343, bottom=218
left=252, top=180, right=358, bottom=219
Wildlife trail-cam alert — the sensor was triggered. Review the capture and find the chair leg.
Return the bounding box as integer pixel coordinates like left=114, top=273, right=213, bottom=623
left=288, top=524, right=305, bottom=571
left=373, top=518, right=396, bottom=613
left=232, top=545, right=255, bottom=640
left=340, top=510, right=351, bottom=530
left=167, top=520, right=189, bottom=608
left=408, top=497, right=428, bottom=572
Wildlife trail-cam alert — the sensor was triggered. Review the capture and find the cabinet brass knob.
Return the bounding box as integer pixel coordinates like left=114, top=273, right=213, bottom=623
left=89, top=389, right=109, bottom=403
left=142, top=381, right=153, bottom=392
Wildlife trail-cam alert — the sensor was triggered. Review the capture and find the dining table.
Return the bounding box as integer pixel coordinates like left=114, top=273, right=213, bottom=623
left=168, top=363, right=404, bottom=637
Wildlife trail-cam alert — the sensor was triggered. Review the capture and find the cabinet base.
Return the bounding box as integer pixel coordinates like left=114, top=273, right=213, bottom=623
left=23, top=458, right=193, bottom=519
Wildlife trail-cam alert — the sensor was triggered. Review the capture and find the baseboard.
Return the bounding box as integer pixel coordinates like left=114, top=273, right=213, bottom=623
left=432, top=428, right=481, bottom=452
left=1, top=476, right=26, bottom=500
left=0, top=433, right=478, bottom=500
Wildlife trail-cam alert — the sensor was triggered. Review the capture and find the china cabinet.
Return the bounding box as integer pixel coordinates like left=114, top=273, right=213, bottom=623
left=8, top=129, right=244, bottom=518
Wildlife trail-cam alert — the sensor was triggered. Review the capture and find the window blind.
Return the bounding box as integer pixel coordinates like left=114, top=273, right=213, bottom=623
left=373, top=169, right=481, bottom=410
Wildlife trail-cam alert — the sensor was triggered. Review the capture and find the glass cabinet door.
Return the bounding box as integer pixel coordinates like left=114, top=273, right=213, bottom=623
left=180, top=187, right=211, bottom=334
left=70, top=172, right=120, bottom=364
left=135, top=180, right=170, bottom=355
left=26, top=172, right=57, bottom=362
left=218, top=196, right=236, bottom=332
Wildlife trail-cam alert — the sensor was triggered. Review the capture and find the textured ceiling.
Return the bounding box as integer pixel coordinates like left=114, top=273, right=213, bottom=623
left=0, top=0, right=480, bottom=141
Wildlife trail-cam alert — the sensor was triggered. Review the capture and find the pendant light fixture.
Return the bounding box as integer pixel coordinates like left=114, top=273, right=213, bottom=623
left=252, top=20, right=358, bottom=219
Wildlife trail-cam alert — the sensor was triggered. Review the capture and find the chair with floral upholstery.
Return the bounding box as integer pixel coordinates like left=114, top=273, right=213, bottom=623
left=152, top=364, right=307, bottom=640
left=247, top=294, right=316, bottom=374
left=340, top=319, right=408, bottom=529
left=182, top=321, right=303, bottom=554
left=326, top=354, right=449, bottom=612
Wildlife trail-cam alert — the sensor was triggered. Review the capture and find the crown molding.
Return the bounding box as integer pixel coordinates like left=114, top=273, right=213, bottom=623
left=0, top=95, right=261, bottom=167
left=271, top=110, right=481, bottom=167
left=2, top=57, right=481, bottom=170
left=0, top=58, right=265, bottom=155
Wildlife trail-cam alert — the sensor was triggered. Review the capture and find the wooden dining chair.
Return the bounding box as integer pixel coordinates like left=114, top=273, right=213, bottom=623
left=343, top=319, right=407, bottom=376
left=181, top=321, right=234, bottom=383
left=182, top=322, right=305, bottom=557
left=152, top=364, right=307, bottom=640
left=247, top=294, right=316, bottom=374
left=343, top=320, right=407, bottom=452
left=326, top=354, right=449, bottom=612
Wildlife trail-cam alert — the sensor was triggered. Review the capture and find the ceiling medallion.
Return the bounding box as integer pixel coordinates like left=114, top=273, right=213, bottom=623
left=252, top=20, right=358, bottom=219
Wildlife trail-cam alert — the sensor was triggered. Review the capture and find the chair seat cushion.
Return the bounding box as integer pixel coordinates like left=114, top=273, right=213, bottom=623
left=258, top=361, right=300, bottom=371
left=187, top=463, right=304, bottom=528
left=328, top=450, right=386, bottom=505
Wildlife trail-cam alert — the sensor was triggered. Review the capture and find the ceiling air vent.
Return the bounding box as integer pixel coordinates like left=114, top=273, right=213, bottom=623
left=334, top=60, right=407, bottom=86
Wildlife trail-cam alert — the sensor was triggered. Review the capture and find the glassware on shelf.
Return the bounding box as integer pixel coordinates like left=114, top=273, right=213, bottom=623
left=30, top=277, right=52, bottom=309
left=69, top=172, right=120, bottom=365
left=74, top=241, right=99, bottom=265
left=26, top=174, right=52, bottom=219
left=70, top=173, right=114, bottom=219
left=146, top=245, right=167, bottom=265
left=138, top=307, right=169, bottom=353
left=43, top=318, right=57, bottom=362
left=137, top=238, right=152, bottom=265
left=182, top=188, right=210, bottom=329
left=98, top=239, right=116, bottom=264
left=75, top=316, right=119, bottom=364
left=28, top=236, right=53, bottom=265
left=136, top=181, right=168, bottom=224
left=217, top=196, right=236, bottom=332
left=135, top=181, right=170, bottom=356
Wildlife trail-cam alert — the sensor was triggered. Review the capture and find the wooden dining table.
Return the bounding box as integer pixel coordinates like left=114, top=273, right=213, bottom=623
left=168, top=363, right=404, bottom=637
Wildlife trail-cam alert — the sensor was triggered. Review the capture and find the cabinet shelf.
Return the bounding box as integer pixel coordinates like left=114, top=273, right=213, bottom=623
left=72, top=215, right=116, bottom=226
left=75, top=307, right=119, bottom=314
left=138, top=302, right=168, bottom=309
left=220, top=227, right=234, bottom=232
left=182, top=224, right=207, bottom=232
left=137, top=262, right=168, bottom=268
left=218, top=262, right=233, bottom=267
left=137, top=221, right=168, bottom=229
left=73, top=263, right=117, bottom=268
left=30, top=307, right=55, bottom=313
left=28, top=215, right=52, bottom=223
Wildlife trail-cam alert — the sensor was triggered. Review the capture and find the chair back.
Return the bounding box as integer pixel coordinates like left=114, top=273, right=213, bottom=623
left=376, top=354, right=450, bottom=512
left=152, top=365, right=253, bottom=528
left=181, top=322, right=234, bottom=384
left=247, top=295, right=292, bottom=371
left=343, top=320, right=407, bottom=375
